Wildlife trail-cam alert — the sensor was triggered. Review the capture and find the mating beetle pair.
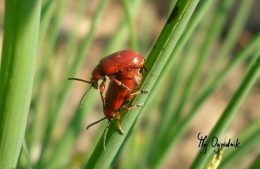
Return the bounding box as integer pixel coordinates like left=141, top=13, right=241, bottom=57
left=69, top=50, right=149, bottom=150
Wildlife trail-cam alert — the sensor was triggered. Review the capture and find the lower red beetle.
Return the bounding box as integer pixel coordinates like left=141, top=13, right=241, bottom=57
left=68, top=50, right=149, bottom=150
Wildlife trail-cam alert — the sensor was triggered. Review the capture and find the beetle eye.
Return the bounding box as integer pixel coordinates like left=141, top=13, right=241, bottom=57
left=140, top=68, right=146, bottom=73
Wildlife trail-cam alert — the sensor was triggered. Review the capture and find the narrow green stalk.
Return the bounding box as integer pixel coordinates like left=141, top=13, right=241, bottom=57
left=38, top=0, right=56, bottom=43
left=122, top=0, right=138, bottom=50
left=63, top=0, right=89, bottom=70
left=0, top=0, right=41, bottom=168
left=206, top=0, right=256, bottom=86
left=19, top=141, right=32, bottom=168
left=248, top=154, right=260, bottom=169
left=246, top=41, right=260, bottom=73
left=141, top=0, right=216, bottom=118
left=104, top=0, right=144, bottom=54
left=35, top=0, right=69, bottom=88
left=191, top=54, right=260, bottom=168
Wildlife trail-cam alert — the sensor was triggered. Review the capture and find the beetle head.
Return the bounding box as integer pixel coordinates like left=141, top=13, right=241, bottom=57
left=90, top=79, right=99, bottom=89
left=91, top=64, right=105, bottom=89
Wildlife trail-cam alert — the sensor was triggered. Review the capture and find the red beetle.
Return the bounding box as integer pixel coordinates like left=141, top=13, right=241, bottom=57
left=68, top=50, right=149, bottom=150
left=94, top=68, right=149, bottom=149
left=69, top=50, right=145, bottom=106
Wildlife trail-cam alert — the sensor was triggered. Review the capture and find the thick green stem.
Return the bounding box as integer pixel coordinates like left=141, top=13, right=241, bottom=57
left=0, top=0, right=41, bottom=168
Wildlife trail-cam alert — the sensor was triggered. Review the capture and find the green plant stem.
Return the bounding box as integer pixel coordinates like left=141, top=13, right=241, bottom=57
left=0, top=0, right=41, bottom=168
left=248, top=155, right=260, bottom=169
left=122, top=0, right=138, bottom=50
left=38, top=0, right=56, bottom=43
left=104, top=0, right=143, bottom=54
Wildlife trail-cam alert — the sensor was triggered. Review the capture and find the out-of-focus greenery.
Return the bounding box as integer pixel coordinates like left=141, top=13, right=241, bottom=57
left=1, top=0, right=259, bottom=168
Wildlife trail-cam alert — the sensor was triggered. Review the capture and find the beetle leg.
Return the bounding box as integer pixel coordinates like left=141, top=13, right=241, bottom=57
left=112, top=78, right=131, bottom=91
left=103, top=120, right=111, bottom=150
left=99, top=77, right=106, bottom=105
left=122, top=89, right=149, bottom=110
left=124, top=89, right=150, bottom=102
left=122, top=103, right=144, bottom=111
left=115, top=113, right=125, bottom=134
left=130, top=90, right=150, bottom=96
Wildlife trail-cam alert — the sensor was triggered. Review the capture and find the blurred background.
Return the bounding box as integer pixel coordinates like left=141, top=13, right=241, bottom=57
left=0, top=0, right=260, bottom=168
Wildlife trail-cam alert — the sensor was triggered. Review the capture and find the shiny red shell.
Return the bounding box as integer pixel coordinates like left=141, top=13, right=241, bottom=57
left=99, top=50, right=145, bottom=74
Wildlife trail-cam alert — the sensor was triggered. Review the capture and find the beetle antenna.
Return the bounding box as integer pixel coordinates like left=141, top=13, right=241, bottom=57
left=79, top=85, right=92, bottom=107
left=68, top=78, right=92, bottom=84
left=68, top=78, right=93, bottom=107
left=103, top=120, right=111, bottom=150
left=86, top=117, right=107, bottom=130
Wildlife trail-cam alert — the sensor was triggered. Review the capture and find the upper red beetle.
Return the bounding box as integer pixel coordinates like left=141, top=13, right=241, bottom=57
left=68, top=50, right=149, bottom=150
